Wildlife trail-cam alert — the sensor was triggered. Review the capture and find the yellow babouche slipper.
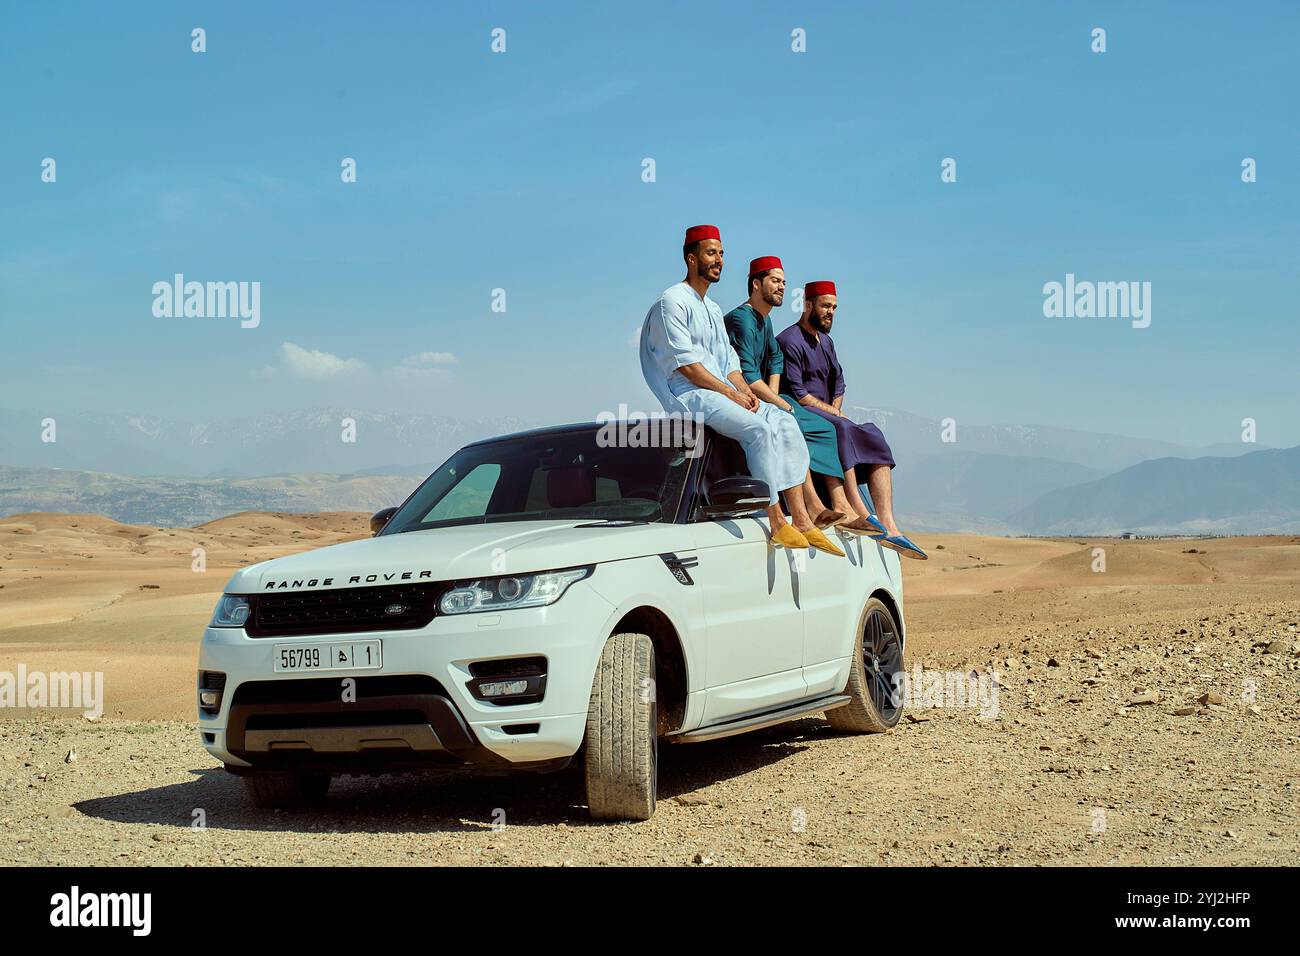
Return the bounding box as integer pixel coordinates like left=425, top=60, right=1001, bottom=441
left=770, top=523, right=810, bottom=550
left=802, top=526, right=846, bottom=557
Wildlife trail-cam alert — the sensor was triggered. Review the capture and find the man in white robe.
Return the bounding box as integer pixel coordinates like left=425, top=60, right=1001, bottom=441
left=638, top=224, right=842, bottom=555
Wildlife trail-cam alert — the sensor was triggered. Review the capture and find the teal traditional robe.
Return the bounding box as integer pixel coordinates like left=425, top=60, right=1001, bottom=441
left=723, top=303, right=843, bottom=481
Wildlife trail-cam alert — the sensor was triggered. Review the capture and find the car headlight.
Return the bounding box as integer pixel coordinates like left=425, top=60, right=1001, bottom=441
left=210, top=594, right=252, bottom=627
left=439, top=567, right=592, bottom=615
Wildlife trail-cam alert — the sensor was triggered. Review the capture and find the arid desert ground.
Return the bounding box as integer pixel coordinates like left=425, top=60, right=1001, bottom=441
left=1, top=511, right=1297, bottom=865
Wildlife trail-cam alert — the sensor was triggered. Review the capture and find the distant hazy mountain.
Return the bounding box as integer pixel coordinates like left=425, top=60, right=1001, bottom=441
left=842, top=405, right=1266, bottom=473
left=828, top=406, right=1273, bottom=533
left=1008, top=445, right=1300, bottom=535
left=3, top=454, right=1095, bottom=533
left=896, top=451, right=1105, bottom=532
left=0, top=464, right=421, bottom=527
left=2, top=405, right=1262, bottom=479
left=0, top=407, right=529, bottom=478
left=2, top=404, right=1285, bottom=532
left=892, top=510, right=1023, bottom=537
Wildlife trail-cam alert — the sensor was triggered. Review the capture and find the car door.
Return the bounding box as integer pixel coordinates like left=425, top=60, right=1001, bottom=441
left=688, top=434, right=807, bottom=723
left=800, top=524, right=865, bottom=695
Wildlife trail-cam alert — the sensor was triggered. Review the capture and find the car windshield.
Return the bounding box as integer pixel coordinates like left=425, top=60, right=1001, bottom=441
left=381, top=427, right=695, bottom=533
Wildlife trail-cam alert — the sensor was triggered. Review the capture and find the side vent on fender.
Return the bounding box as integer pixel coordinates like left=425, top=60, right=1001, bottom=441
left=658, top=552, right=699, bottom=586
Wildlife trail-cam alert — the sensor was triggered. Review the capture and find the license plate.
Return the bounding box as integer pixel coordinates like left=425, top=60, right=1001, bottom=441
left=273, top=640, right=382, bottom=673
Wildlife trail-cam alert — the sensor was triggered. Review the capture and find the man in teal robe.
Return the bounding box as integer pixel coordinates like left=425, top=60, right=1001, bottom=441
left=723, top=256, right=877, bottom=534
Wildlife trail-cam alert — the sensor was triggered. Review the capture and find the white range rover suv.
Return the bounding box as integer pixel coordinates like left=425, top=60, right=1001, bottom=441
left=198, top=421, right=907, bottom=820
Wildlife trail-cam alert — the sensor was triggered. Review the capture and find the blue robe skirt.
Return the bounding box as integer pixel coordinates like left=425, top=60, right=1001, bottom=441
left=785, top=402, right=845, bottom=479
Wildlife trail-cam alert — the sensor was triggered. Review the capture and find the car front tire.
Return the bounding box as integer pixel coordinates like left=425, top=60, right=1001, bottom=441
left=583, top=631, right=657, bottom=821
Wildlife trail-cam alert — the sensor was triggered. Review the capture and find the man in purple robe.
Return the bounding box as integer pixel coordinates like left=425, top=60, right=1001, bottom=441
left=776, top=281, right=926, bottom=560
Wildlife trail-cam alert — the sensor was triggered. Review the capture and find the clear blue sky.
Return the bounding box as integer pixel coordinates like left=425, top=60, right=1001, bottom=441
left=2, top=0, right=1297, bottom=448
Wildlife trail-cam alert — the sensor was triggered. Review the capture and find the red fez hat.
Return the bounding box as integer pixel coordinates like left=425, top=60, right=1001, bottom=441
left=805, top=280, right=837, bottom=299
left=748, top=256, right=783, bottom=275
left=683, top=224, right=720, bottom=245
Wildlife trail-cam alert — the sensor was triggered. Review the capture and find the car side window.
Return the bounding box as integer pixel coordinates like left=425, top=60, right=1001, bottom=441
left=691, top=430, right=753, bottom=521
left=419, top=462, right=501, bottom=522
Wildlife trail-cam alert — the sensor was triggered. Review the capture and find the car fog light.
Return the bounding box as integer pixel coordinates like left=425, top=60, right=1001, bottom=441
left=478, top=679, right=530, bottom=698
left=198, top=671, right=226, bottom=715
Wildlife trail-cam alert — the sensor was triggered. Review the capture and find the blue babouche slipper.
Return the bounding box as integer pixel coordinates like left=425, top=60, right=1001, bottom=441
left=864, top=512, right=889, bottom=536
left=880, top=534, right=927, bottom=560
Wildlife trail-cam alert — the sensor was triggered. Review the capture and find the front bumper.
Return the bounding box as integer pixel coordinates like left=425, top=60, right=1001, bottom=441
left=197, top=581, right=613, bottom=772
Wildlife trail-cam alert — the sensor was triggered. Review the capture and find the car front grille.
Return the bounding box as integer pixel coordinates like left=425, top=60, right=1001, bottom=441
left=245, top=583, right=442, bottom=638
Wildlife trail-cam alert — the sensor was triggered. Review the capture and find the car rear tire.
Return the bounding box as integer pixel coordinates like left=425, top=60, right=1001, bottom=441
left=583, top=631, right=657, bottom=821
left=826, top=597, right=905, bottom=733
left=242, top=770, right=332, bottom=809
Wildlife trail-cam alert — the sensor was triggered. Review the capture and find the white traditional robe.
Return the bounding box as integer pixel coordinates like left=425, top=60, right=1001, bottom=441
left=639, top=282, right=808, bottom=504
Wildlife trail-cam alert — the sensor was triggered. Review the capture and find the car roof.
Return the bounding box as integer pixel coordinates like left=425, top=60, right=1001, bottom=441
left=463, top=421, right=604, bottom=448
left=464, top=419, right=722, bottom=452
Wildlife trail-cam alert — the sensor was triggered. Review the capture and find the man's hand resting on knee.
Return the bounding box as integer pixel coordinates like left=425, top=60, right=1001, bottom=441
left=678, top=363, right=760, bottom=411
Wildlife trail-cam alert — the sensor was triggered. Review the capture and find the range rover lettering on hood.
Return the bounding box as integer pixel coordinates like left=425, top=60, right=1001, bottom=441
left=264, top=570, right=437, bottom=590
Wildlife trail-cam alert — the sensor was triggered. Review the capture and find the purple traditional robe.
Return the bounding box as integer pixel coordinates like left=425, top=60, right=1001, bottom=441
left=776, top=322, right=895, bottom=471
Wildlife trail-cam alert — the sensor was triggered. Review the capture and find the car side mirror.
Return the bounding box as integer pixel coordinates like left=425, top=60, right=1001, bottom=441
left=698, top=476, right=769, bottom=519
left=370, top=506, right=399, bottom=536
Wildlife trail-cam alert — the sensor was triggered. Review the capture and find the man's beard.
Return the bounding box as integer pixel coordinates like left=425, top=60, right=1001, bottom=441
left=815, top=314, right=833, bottom=333
left=762, top=290, right=783, bottom=308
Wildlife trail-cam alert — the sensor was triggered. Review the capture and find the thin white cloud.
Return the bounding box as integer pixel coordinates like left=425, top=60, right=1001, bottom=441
left=281, top=342, right=368, bottom=380
left=252, top=343, right=457, bottom=388
left=399, top=351, right=458, bottom=367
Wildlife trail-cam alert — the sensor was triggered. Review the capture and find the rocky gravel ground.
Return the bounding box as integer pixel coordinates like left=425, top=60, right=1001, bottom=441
left=3, top=602, right=1296, bottom=866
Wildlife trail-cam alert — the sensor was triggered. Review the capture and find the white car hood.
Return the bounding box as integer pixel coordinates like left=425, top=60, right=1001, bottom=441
left=224, top=519, right=690, bottom=594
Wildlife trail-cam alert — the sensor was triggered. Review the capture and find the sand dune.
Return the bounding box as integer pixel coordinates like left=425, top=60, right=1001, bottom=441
left=2, top=513, right=1297, bottom=722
